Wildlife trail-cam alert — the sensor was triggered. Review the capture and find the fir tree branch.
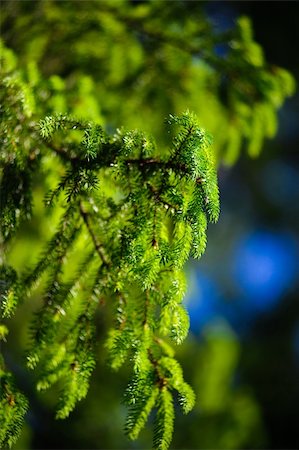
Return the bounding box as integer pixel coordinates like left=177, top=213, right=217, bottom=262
left=98, top=3, right=231, bottom=72
left=148, top=349, right=167, bottom=390
left=143, top=290, right=150, bottom=329
left=45, top=141, right=78, bottom=164
left=126, top=158, right=188, bottom=175
left=147, top=183, right=178, bottom=212
left=116, top=290, right=127, bottom=330
left=171, top=124, right=195, bottom=161
left=79, top=202, right=110, bottom=267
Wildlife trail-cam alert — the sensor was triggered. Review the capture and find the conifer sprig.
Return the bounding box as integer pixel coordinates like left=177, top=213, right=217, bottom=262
left=25, top=111, right=219, bottom=448
left=0, top=355, right=29, bottom=449
left=1, top=108, right=219, bottom=449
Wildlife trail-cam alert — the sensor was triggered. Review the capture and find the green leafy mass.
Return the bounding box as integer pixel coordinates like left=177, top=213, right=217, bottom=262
left=1, top=82, right=219, bottom=447
left=0, top=1, right=295, bottom=448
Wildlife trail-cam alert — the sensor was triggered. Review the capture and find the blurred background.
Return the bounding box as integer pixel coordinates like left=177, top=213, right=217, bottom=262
left=185, top=3, right=299, bottom=449
left=1, top=1, right=299, bottom=449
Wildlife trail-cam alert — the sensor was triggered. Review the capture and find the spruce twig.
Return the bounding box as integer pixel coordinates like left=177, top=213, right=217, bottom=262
left=79, top=202, right=110, bottom=267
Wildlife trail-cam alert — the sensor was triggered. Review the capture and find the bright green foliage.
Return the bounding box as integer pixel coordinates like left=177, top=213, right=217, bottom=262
left=125, top=379, right=159, bottom=441
left=153, top=388, right=175, bottom=450
left=0, top=2, right=295, bottom=448
left=1, top=1, right=295, bottom=163
left=1, top=68, right=219, bottom=447
left=0, top=355, right=29, bottom=448
left=0, top=265, right=20, bottom=318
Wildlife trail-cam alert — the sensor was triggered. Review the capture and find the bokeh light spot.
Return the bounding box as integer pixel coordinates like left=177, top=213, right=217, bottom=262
left=232, top=230, right=298, bottom=311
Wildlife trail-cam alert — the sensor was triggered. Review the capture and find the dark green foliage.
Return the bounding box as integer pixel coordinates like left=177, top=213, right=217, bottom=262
left=0, top=354, right=29, bottom=448
left=0, top=76, right=37, bottom=243
left=0, top=265, right=19, bottom=318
